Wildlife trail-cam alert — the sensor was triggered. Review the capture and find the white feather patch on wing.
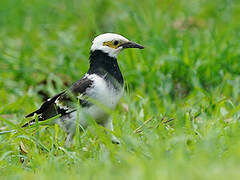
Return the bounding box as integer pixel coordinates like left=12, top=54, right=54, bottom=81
left=55, top=98, right=73, bottom=113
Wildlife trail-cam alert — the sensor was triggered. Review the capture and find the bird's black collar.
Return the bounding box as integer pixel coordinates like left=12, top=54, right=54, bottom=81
left=88, top=50, right=124, bottom=88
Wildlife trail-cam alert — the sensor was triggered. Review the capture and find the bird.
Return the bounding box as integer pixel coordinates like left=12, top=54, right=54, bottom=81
left=22, top=33, right=144, bottom=147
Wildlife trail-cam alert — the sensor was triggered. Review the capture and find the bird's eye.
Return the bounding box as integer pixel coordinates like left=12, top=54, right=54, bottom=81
left=113, top=40, right=119, bottom=46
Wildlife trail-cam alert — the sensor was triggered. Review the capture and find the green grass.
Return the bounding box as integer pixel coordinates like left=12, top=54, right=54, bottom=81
left=1, top=0, right=240, bottom=179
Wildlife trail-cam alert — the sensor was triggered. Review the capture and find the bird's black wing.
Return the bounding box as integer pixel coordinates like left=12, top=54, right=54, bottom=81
left=23, top=76, right=93, bottom=127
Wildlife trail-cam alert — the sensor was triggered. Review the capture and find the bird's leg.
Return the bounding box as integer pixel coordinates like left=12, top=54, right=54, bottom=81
left=65, top=132, right=74, bottom=148
left=109, top=119, right=120, bottom=144
left=100, top=117, right=120, bottom=144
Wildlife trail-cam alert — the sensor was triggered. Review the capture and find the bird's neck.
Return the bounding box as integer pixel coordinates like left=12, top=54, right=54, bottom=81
left=88, top=50, right=124, bottom=87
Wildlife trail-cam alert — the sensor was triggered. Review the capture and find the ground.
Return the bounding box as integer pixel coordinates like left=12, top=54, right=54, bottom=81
left=1, top=0, right=240, bottom=179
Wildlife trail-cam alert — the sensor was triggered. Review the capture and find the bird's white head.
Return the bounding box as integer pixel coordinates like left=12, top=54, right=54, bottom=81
left=91, top=33, right=144, bottom=57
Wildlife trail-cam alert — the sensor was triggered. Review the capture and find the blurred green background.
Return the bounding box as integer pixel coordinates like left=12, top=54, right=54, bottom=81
left=1, top=0, right=240, bottom=179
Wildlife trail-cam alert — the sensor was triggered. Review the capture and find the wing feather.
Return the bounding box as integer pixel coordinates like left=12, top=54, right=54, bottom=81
left=23, top=76, right=93, bottom=127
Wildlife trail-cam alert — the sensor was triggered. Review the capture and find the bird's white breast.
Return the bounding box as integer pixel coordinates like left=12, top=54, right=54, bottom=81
left=86, top=74, right=123, bottom=107
left=85, top=73, right=123, bottom=122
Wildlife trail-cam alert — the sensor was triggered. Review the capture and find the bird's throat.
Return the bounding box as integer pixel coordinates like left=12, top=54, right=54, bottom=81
left=88, top=50, right=124, bottom=87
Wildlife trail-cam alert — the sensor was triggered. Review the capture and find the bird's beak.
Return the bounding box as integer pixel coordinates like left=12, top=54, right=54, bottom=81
left=120, top=41, right=144, bottom=49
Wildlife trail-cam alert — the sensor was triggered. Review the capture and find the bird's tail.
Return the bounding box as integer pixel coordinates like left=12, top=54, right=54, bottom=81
left=22, top=114, right=61, bottom=128
left=21, top=119, right=36, bottom=128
